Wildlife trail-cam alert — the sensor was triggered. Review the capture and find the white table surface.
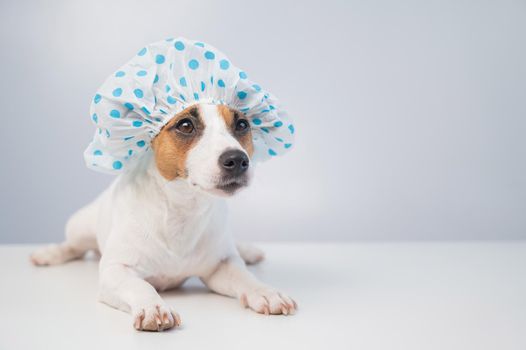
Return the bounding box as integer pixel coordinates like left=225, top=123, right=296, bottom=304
left=0, top=242, right=525, bottom=350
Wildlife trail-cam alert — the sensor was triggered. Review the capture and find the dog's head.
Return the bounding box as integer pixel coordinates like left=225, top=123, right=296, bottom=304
left=152, top=103, right=254, bottom=196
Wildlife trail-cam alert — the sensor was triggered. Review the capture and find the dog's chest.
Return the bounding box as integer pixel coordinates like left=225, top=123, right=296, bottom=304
left=138, top=199, right=230, bottom=289
left=141, top=235, right=226, bottom=291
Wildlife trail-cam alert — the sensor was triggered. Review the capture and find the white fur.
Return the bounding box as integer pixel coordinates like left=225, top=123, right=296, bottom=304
left=31, top=104, right=296, bottom=331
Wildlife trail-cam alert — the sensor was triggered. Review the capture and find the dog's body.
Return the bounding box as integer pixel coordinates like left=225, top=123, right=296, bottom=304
left=31, top=104, right=296, bottom=331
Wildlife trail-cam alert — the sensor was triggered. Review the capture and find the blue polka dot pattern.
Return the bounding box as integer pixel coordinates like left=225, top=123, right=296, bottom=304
left=109, top=110, right=120, bottom=118
left=219, top=59, right=230, bottom=70
left=133, top=89, right=144, bottom=98
left=204, top=51, right=215, bottom=60
left=155, top=54, right=165, bottom=64
left=112, top=88, right=123, bottom=97
left=174, top=41, right=185, bottom=50
left=85, top=37, right=294, bottom=174
left=237, top=91, right=247, bottom=99
left=188, top=59, right=199, bottom=70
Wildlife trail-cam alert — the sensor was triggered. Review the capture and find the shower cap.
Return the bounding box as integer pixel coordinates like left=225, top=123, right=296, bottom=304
left=84, top=37, right=295, bottom=174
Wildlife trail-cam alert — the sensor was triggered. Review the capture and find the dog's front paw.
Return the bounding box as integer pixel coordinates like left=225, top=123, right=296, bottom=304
left=240, top=288, right=297, bottom=315
left=133, top=303, right=181, bottom=332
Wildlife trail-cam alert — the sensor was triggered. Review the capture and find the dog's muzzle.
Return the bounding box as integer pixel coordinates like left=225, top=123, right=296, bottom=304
left=216, top=150, right=249, bottom=194
left=219, top=150, right=249, bottom=176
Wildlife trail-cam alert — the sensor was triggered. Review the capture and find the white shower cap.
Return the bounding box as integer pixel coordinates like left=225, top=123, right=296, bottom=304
left=84, top=37, right=295, bottom=174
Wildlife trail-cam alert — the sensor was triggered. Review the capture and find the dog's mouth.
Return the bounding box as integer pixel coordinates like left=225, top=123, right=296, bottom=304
left=215, top=176, right=249, bottom=195
left=189, top=174, right=250, bottom=197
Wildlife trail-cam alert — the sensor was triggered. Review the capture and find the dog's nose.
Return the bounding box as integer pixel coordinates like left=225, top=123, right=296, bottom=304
left=219, top=150, right=249, bottom=176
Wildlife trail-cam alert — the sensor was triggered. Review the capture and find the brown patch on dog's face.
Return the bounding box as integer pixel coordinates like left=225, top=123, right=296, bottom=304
left=217, top=105, right=254, bottom=157
left=151, top=106, right=204, bottom=180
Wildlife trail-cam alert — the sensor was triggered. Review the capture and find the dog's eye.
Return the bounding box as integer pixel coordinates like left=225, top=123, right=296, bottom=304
left=175, top=118, right=195, bottom=134
left=235, top=119, right=249, bottom=132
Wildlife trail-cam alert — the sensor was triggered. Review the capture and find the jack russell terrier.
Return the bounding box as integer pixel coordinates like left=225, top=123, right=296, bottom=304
left=30, top=38, right=296, bottom=331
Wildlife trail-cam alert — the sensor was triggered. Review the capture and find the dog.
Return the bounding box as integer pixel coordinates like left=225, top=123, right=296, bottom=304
left=30, top=103, right=297, bottom=331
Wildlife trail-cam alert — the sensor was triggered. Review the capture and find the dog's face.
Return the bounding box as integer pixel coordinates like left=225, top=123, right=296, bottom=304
left=152, top=103, right=254, bottom=196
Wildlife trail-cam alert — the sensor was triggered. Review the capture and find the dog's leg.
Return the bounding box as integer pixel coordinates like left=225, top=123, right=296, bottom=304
left=98, top=264, right=181, bottom=332
left=236, top=243, right=265, bottom=265
left=201, top=256, right=297, bottom=315
left=31, top=203, right=99, bottom=266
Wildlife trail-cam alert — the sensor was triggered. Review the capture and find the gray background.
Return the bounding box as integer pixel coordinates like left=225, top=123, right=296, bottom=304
left=1, top=0, right=525, bottom=243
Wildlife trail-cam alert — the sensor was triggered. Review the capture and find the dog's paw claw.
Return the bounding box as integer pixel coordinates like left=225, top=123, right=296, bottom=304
left=133, top=304, right=180, bottom=331
left=241, top=289, right=297, bottom=315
